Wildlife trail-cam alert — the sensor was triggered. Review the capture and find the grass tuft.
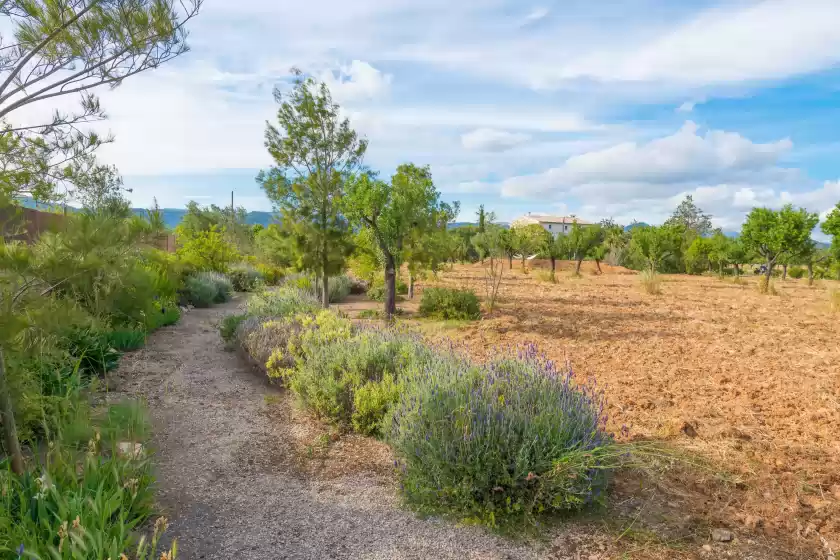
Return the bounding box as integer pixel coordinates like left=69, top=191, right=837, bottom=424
left=639, top=269, right=661, bottom=295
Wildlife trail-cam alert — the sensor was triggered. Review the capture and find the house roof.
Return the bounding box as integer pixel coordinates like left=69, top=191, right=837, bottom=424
left=520, top=214, right=594, bottom=225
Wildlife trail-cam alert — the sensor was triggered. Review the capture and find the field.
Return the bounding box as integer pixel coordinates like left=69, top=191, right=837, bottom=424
left=391, top=261, right=840, bottom=556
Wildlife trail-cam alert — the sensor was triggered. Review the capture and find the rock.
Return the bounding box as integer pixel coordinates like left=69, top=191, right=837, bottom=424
left=702, top=544, right=712, bottom=552
left=711, top=528, right=734, bottom=542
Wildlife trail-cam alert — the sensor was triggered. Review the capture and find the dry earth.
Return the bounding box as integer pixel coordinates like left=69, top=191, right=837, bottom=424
left=396, top=261, right=840, bottom=559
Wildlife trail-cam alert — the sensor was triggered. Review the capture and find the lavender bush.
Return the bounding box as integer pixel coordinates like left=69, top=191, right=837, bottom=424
left=389, top=344, right=617, bottom=527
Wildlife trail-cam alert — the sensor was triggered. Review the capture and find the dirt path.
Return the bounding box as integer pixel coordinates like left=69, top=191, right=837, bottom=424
left=113, top=298, right=544, bottom=560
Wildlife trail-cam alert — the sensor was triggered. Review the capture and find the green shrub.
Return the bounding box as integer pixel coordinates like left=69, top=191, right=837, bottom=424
left=327, top=274, right=352, bottom=303
left=182, top=274, right=217, bottom=307
left=220, top=313, right=247, bottom=343
left=788, top=266, right=805, bottom=279
left=255, top=263, right=285, bottom=285
left=176, top=225, right=239, bottom=272
left=246, top=286, right=320, bottom=318
left=419, top=287, right=481, bottom=320
left=390, top=345, right=617, bottom=527
left=145, top=299, right=180, bottom=330
left=368, top=278, right=408, bottom=302
left=106, top=328, right=146, bottom=351
left=65, top=328, right=121, bottom=377
left=274, top=314, right=425, bottom=436
left=183, top=272, right=233, bottom=306
left=229, top=263, right=263, bottom=291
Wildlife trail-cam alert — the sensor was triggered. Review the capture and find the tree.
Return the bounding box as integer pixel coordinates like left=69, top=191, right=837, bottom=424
left=540, top=230, right=567, bottom=280
left=73, top=160, right=129, bottom=215
left=602, top=220, right=628, bottom=266
left=630, top=225, right=678, bottom=272
left=0, top=0, right=202, bottom=202
left=513, top=223, right=544, bottom=269
left=740, top=205, right=819, bottom=281
left=499, top=228, right=518, bottom=270
left=666, top=195, right=712, bottom=236
left=567, top=222, right=605, bottom=275
left=822, top=203, right=840, bottom=280
left=684, top=236, right=712, bottom=274
left=344, top=164, right=456, bottom=319
left=708, top=230, right=732, bottom=277
left=258, top=70, right=367, bottom=307
left=404, top=203, right=459, bottom=298
left=474, top=224, right=506, bottom=312
left=726, top=238, right=748, bottom=277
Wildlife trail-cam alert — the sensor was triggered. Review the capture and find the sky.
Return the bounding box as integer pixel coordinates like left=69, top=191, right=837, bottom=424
left=11, top=0, right=840, bottom=233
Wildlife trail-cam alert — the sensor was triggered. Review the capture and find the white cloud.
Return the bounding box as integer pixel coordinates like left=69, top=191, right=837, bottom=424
left=320, top=60, right=392, bottom=103
left=461, top=128, right=530, bottom=152
left=677, top=101, right=695, bottom=113
left=499, top=121, right=792, bottom=198
left=522, top=7, right=550, bottom=24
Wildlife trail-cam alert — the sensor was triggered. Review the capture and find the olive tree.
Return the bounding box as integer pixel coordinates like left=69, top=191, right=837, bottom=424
left=740, top=205, right=819, bottom=282
left=258, top=70, right=367, bottom=308
left=630, top=225, right=678, bottom=272
left=822, top=202, right=840, bottom=280
left=344, top=164, right=457, bottom=319
left=513, top=223, right=545, bottom=269
left=567, top=222, right=605, bottom=275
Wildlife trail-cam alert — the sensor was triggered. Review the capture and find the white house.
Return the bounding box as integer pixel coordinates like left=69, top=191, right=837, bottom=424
left=511, top=213, right=595, bottom=235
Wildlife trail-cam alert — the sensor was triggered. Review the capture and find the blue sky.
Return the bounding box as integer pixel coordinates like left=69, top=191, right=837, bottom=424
left=14, top=0, right=840, bottom=232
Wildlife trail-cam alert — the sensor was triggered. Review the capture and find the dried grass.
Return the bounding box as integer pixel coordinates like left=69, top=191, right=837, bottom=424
left=639, top=269, right=661, bottom=295
left=411, top=261, right=840, bottom=551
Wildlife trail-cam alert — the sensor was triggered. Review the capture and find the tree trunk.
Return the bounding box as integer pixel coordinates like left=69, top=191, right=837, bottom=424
left=782, top=263, right=788, bottom=280
left=321, top=237, right=330, bottom=308
left=595, top=259, right=602, bottom=274
left=550, top=256, right=556, bottom=273
left=508, top=255, right=513, bottom=270
left=0, top=347, right=24, bottom=475
left=807, top=262, right=814, bottom=286
left=575, top=259, right=582, bottom=275
left=408, top=271, right=415, bottom=299
left=765, top=260, right=774, bottom=281
left=521, top=256, right=526, bottom=269
left=734, top=263, right=740, bottom=277
left=719, top=262, right=724, bottom=277
left=384, top=252, right=397, bottom=320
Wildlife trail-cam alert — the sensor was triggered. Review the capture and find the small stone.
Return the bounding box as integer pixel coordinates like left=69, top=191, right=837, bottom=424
left=702, top=544, right=713, bottom=552
left=681, top=421, right=698, bottom=438
left=712, top=528, right=734, bottom=542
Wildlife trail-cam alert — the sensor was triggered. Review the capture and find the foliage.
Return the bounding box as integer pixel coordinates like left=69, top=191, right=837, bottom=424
left=513, top=224, right=545, bottom=265
left=325, top=274, right=352, bottom=303
left=105, top=328, right=146, bottom=351
left=66, top=328, right=122, bottom=378
left=368, top=277, right=407, bottom=302
left=822, top=203, right=840, bottom=279
left=788, top=266, right=806, bottom=279
left=0, top=0, right=201, bottom=203
left=474, top=225, right=507, bottom=311
left=741, top=205, right=819, bottom=280
left=566, top=222, right=605, bottom=275
left=182, top=275, right=218, bottom=308
left=245, top=286, right=320, bottom=318
left=228, top=263, right=263, bottom=292
left=639, top=269, right=662, bottom=295
left=343, top=165, right=458, bottom=318
left=254, top=224, right=294, bottom=269
left=390, top=345, right=616, bottom=527
left=684, top=236, right=712, bottom=274
left=0, top=401, right=176, bottom=559
left=629, top=225, right=678, bottom=272
left=258, top=69, right=366, bottom=307
left=419, top=287, right=481, bottom=320
left=176, top=226, right=239, bottom=273
left=220, top=314, right=247, bottom=344
left=665, top=195, right=713, bottom=237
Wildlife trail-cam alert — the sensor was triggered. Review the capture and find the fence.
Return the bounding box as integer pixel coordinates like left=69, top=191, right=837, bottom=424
left=0, top=206, right=177, bottom=252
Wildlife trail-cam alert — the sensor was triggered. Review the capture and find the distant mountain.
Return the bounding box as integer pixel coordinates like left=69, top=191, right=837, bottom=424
left=624, top=222, right=649, bottom=231
left=448, top=221, right=510, bottom=229
left=130, top=207, right=275, bottom=229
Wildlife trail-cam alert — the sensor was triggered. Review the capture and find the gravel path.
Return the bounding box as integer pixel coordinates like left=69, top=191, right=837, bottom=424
left=114, top=298, right=545, bottom=560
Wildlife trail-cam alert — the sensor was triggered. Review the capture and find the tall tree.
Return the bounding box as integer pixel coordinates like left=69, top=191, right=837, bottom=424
left=822, top=202, right=840, bottom=280
left=540, top=230, right=567, bottom=280
left=708, top=230, right=732, bottom=277
left=741, top=205, right=819, bottom=281
left=0, top=0, right=202, bottom=202
left=344, top=164, right=457, bottom=319
left=258, top=70, right=367, bottom=307
left=666, top=195, right=713, bottom=236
